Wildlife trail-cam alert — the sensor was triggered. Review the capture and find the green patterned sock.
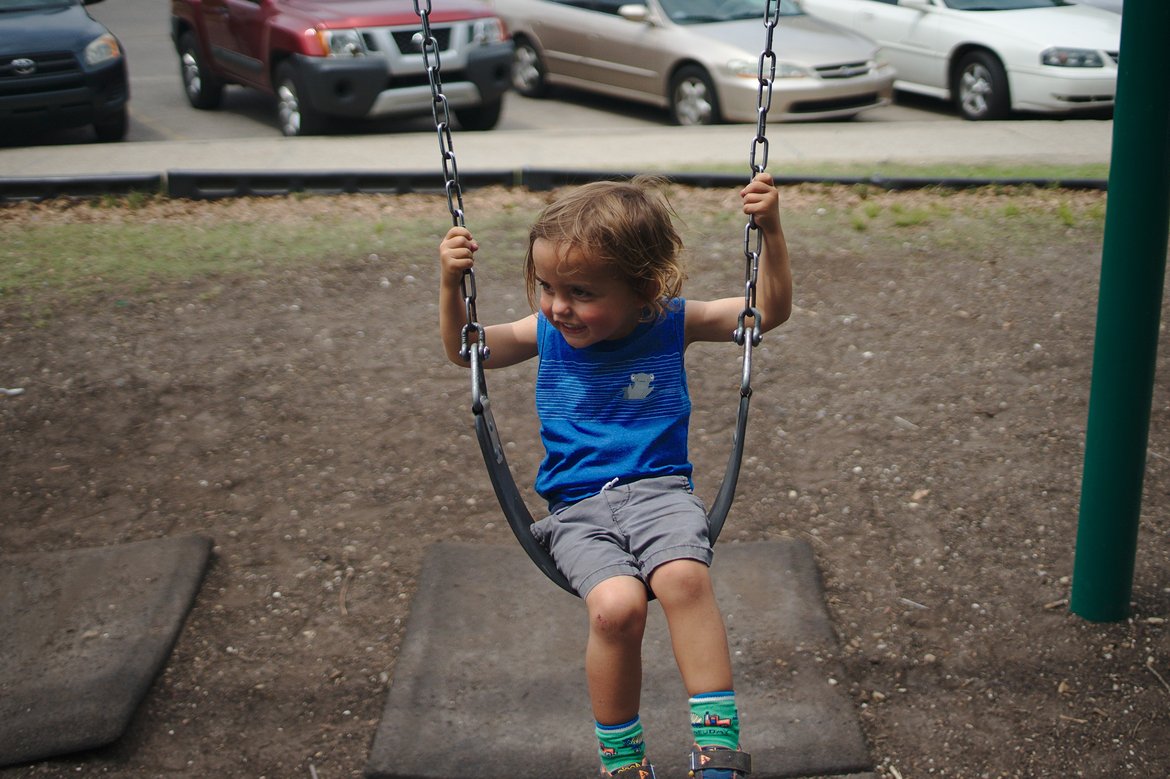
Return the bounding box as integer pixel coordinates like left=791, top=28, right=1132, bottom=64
left=689, top=690, right=740, bottom=750
left=595, top=716, right=646, bottom=774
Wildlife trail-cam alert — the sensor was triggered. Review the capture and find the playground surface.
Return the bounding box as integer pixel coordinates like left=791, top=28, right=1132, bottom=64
left=1, top=183, right=1167, bottom=778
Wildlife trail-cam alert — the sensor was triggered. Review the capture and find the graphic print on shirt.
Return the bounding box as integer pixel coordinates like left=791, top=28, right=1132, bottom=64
left=622, top=373, right=655, bottom=400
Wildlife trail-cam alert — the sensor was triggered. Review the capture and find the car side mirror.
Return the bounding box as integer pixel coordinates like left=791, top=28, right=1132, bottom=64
left=618, top=4, right=654, bottom=23
left=900, top=0, right=934, bottom=10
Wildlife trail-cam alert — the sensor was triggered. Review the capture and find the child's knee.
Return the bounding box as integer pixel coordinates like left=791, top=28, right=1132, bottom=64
left=649, top=559, right=713, bottom=605
left=586, top=577, right=648, bottom=640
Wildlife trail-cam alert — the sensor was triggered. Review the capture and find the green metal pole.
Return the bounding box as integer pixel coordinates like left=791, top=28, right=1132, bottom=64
left=1070, top=0, right=1170, bottom=622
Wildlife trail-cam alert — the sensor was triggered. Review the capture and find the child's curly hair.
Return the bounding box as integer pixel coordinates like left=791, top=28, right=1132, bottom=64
left=524, top=175, right=687, bottom=320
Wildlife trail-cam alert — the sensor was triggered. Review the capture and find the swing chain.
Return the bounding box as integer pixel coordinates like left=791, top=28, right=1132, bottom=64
left=413, top=0, right=486, bottom=363
left=734, top=0, right=780, bottom=365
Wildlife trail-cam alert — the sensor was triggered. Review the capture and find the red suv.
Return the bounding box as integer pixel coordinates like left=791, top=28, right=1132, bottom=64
left=170, top=0, right=513, bottom=136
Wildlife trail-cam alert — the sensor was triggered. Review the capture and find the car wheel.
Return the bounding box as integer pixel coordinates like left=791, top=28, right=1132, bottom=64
left=179, top=31, right=223, bottom=110
left=455, top=98, right=503, bottom=131
left=93, top=105, right=128, bottom=142
left=955, top=50, right=1009, bottom=121
left=511, top=38, right=547, bottom=98
left=275, top=61, right=324, bottom=136
left=669, top=65, right=720, bottom=126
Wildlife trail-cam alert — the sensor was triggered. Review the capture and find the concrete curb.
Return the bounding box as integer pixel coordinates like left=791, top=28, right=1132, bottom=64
left=0, top=168, right=1109, bottom=203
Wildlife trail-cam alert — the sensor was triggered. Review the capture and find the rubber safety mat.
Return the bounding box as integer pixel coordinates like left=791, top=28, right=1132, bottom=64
left=0, top=535, right=213, bottom=767
left=367, top=539, right=871, bottom=779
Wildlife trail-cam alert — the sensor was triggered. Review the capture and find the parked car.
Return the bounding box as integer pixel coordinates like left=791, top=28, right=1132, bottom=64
left=1072, top=0, right=1121, bottom=12
left=0, top=0, right=129, bottom=142
left=487, top=0, right=895, bottom=125
left=170, top=0, right=514, bottom=136
left=797, top=0, right=1121, bottom=120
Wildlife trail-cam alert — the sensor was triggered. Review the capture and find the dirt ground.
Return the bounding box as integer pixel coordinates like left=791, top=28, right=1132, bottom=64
left=1, top=183, right=1167, bottom=779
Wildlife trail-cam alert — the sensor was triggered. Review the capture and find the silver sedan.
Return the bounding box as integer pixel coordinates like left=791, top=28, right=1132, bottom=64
left=489, top=0, right=896, bottom=125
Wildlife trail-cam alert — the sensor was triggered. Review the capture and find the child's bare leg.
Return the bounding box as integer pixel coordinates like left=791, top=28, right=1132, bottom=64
left=584, top=575, right=649, bottom=723
left=649, top=559, right=733, bottom=694
left=652, top=559, right=746, bottom=775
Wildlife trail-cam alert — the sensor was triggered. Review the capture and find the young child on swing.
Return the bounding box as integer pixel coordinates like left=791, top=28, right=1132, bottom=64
left=438, top=173, right=791, bottom=779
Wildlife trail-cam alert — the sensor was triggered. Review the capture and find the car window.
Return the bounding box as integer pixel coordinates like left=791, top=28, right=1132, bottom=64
left=941, top=0, right=1072, bottom=9
left=0, top=0, right=76, bottom=10
left=592, top=0, right=629, bottom=14
left=547, top=0, right=599, bottom=10
left=658, top=0, right=801, bottom=24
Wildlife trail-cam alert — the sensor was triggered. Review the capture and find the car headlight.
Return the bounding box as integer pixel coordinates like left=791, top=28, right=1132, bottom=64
left=320, top=29, right=366, bottom=57
left=728, top=58, right=811, bottom=80
left=84, top=32, right=121, bottom=66
left=1041, top=47, right=1104, bottom=68
left=727, top=59, right=758, bottom=79
left=777, top=62, right=813, bottom=79
left=471, top=18, right=505, bottom=45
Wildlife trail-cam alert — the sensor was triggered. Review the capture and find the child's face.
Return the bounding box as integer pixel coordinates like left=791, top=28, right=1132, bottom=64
left=532, top=238, right=646, bottom=349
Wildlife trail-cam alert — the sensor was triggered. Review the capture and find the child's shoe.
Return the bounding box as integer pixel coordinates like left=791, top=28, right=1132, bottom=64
left=604, top=760, right=656, bottom=778
left=688, top=745, right=751, bottom=778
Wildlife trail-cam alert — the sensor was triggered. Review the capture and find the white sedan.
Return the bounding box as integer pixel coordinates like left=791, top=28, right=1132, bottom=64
left=797, top=0, right=1121, bottom=120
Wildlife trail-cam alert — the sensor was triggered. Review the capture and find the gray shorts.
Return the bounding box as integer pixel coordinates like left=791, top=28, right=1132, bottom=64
left=530, top=475, right=713, bottom=598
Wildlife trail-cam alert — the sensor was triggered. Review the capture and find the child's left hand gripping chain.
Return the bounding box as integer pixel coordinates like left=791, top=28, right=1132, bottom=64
left=439, top=226, right=478, bottom=287
left=740, top=172, right=781, bottom=233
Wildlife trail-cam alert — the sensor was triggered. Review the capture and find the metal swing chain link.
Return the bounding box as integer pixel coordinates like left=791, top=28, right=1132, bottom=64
left=413, top=0, right=487, bottom=364
left=732, top=0, right=779, bottom=399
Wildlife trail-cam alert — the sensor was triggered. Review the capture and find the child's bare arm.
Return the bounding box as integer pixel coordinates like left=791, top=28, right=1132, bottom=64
left=438, top=227, right=538, bottom=368
left=685, top=173, right=792, bottom=345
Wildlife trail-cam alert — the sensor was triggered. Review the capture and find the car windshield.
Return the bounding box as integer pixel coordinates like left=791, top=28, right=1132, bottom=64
left=0, top=0, right=76, bottom=9
left=941, top=0, right=1072, bottom=9
left=658, top=0, right=802, bottom=25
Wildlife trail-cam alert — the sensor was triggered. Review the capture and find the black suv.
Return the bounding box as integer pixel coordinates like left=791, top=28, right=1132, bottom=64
left=0, top=0, right=129, bottom=142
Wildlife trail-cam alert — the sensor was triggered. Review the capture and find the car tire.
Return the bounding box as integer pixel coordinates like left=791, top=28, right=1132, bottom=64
left=455, top=98, right=503, bottom=131
left=955, top=50, right=1009, bottom=121
left=275, top=61, right=325, bottom=136
left=669, top=65, right=720, bottom=126
left=93, top=105, right=128, bottom=142
left=179, top=30, right=224, bottom=110
left=511, top=37, right=547, bottom=98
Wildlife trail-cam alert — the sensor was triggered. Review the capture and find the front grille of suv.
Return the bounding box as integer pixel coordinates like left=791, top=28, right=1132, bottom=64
left=390, top=27, right=451, bottom=53
left=0, top=52, right=85, bottom=98
left=360, top=26, right=453, bottom=54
